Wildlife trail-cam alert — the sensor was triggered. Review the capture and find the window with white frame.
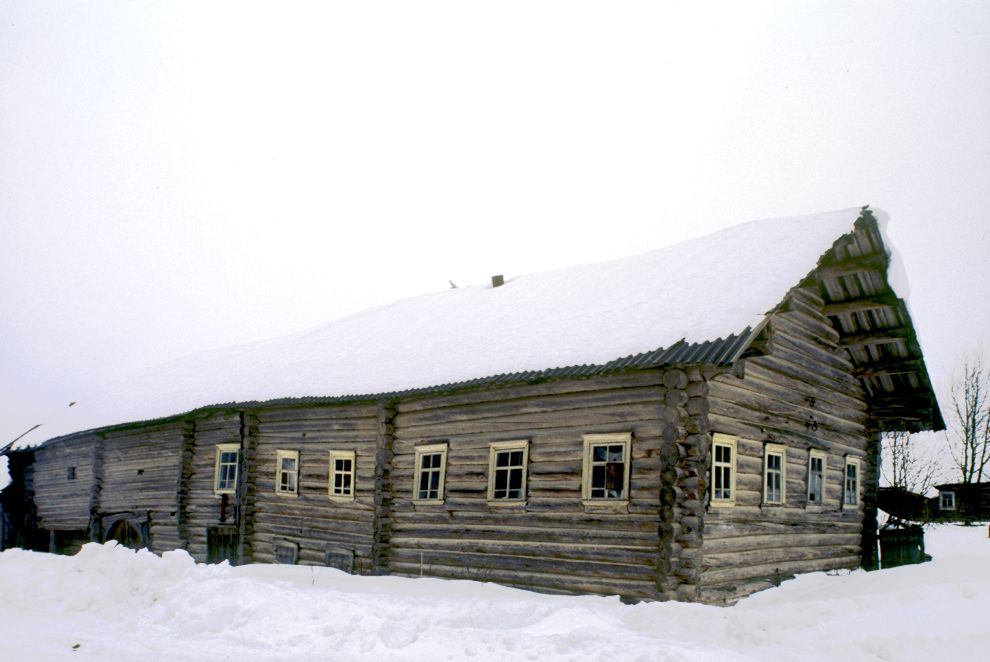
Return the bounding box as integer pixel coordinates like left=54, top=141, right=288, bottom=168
left=807, top=450, right=827, bottom=505
left=843, top=457, right=861, bottom=507
left=328, top=450, right=356, bottom=501
left=275, top=449, right=299, bottom=496
left=763, top=443, right=786, bottom=505
left=710, top=433, right=737, bottom=506
left=939, top=490, right=956, bottom=511
left=413, top=443, right=448, bottom=502
left=214, top=444, right=240, bottom=494
left=487, top=440, right=529, bottom=502
left=582, top=432, right=632, bottom=503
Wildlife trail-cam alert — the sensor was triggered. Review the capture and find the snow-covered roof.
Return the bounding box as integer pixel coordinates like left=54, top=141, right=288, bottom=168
left=19, top=207, right=870, bottom=446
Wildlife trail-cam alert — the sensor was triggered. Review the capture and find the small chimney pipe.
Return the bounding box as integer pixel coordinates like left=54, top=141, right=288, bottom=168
left=491, top=274, right=504, bottom=288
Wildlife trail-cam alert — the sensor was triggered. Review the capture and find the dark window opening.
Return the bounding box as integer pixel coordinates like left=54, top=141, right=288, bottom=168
left=590, top=443, right=627, bottom=499
left=417, top=452, right=443, bottom=500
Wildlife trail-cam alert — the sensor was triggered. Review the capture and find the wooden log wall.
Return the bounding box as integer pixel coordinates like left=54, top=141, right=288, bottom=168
left=389, top=371, right=682, bottom=601
left=237, top=411, right=258, bottom=565
left=182, top=411, right=243, bottom=562
left=701, top=285, right=870, bottom=604
left=31, top=434, right=100, bottom=531
left=371, top=402, right=396, bottom=574
left=658, top=365, right=716, bottom=602
left=248, top=404, right=381, bottom=573
left=99, top=423, right=185, bottom=553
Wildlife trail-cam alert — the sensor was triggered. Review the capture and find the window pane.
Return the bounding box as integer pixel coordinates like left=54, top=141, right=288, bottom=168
left=591, top=464, right=605, bottom=490
left=605, top=463, right=623, bottom=497
left=508, top=468, right=522, bottom=491
left=608, top=445, right=624, bottom=462
left=494, top=469, right=507, bottom=497
left=593, top=445, right=607, bottom=462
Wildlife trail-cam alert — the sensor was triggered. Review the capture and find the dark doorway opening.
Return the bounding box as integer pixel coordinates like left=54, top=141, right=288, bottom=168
left=105, top=520, right=144, bottom=549
left=207, top=526, right=239, bottom=565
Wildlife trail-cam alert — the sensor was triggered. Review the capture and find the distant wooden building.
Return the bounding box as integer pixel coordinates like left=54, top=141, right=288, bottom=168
left=1, top=208, right=944, bottom=604
left=930, top=482, right=990, bottom=523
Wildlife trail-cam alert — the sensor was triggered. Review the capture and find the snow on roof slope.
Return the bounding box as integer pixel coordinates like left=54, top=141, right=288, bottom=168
left=25, top=207, right=867, bottom=445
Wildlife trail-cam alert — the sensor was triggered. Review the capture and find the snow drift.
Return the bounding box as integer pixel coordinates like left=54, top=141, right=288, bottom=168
left=0, top=524, right=985, bottom=661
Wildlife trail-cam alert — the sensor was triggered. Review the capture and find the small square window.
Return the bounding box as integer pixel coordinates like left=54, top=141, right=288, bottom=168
left=325, top=547, right=355, bottom=573
left=939, top=491, right=956, bottom=511
left=275, top=450, right=300, bottom=497
left=274, top=541, right=298, bottom=565
left=67, top=466, right=76, bottom=480
left=328, top=450, right=356, bottom=501
left=582, top=433, right=632, bottom=504
left=413, top=443, right=448, bottom=503
left=487, top=440, right=529, bottom=503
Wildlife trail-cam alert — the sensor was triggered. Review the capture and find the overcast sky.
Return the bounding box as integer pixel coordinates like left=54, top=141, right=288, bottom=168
left=2, top=1, right=989, bottom=449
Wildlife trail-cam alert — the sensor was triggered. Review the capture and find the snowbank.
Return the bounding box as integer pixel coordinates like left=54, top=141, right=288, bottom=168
left=19, top=208, right=867, bottom=446
left=0, top=524, right=984, bottom=661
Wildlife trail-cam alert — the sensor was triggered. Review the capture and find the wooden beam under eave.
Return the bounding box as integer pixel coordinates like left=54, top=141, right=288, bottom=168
left=822, top=293, right=900, bottom=316
left=838, top=326, right=914, bottom=348
left=853, top=358, right=924, bottom=378
left=815, top=252, right=888, bottom=279
left=871, top=417, right=933, bottom=433
left=868, top=390, right=935, bottom=406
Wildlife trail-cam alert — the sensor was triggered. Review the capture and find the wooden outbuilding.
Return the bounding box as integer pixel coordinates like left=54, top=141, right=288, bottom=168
left=929, top=482, right=990, bottom=523
left=0, top=207, right=944, bottom=603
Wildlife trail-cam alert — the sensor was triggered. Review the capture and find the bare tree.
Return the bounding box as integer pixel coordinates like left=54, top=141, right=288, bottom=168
left=881, top=430, right=938, bottom=495
left=946, top=356, right=990, bottom=484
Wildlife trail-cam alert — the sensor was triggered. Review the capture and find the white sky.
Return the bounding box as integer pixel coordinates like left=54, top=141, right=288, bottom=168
left=2, top=1, right=989, bottom=448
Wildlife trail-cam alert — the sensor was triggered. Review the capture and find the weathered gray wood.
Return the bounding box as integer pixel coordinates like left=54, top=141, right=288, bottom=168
left=182, top=412, right=241, bottom=561
left=388, top=370, right=676, bottom=600
left=396, top=372, right=664, bottom=414
left=32, top=435, right=101, bottom=530
left=247, top=404, right=382, bottom=574
left=701, top=285, right=872, bottom=602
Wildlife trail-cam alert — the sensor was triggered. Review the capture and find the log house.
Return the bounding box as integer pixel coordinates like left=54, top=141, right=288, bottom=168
left=0, top=208, right=944, bottom=603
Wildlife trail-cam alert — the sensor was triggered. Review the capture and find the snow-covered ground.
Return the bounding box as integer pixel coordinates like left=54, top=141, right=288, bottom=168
left=0, top=525, right=984, bottom=661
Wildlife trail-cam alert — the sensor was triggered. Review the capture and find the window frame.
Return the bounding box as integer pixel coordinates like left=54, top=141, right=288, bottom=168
left=486, top=439, right=529, bottom=504
left=763, top=443, right=787, bottom=505
left=328, top=450, right=356, bottom=502
left=581, top=432, right=633, bottom=506
left=412, top=443, right=448, bottom=504
left=843, top=456, right=861, bottom=508
left=710, top=433, right=738, bottom=507
left=275, top=449, right=300, bottom=497
left=939, top=490, right=956, bottom=511
left=214, top=443, right=240, bottom=495
left=807, top=449, right=827, bottom=506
